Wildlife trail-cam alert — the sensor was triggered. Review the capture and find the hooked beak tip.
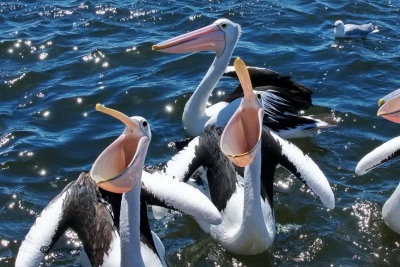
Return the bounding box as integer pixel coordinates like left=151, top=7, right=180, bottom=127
left=378, top=99, right=385, bottom=106
left=95, top=103, right=103, bottom=111
left=152, top=44, right=157, bottom=51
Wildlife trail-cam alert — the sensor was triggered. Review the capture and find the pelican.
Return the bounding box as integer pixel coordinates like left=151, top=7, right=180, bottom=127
left=153, top=18, right=336, bottom=138
left=157, top=58, right=335, bottom=255
left=333, top=20, right=379, bottom=38
left=16, top=105, right=221, bottom=267
left=356, top=88, right=400, bottom=234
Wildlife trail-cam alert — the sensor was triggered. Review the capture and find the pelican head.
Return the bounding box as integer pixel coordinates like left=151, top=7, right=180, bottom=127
left=377, top=88, right=400, bottom=123
left=152, top=18, right=241, bottom=58
left=220, top=58, right=263, bottom=167
left=90, top=104, right=151, bottom=193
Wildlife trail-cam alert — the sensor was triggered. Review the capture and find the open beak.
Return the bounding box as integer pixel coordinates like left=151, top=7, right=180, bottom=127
left=220, top=58, right=263, bottom=167
left=152, top=23, right=226, bottom=57
left=377, top=88, right=400, bottom=123
left=90, top=104, right=150, bottom=193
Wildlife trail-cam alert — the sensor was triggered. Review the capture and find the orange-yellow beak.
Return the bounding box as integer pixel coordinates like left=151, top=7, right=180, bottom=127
left=90, top=104, right=150, bottom=193
left=152, top=23, right=226, bottom=57
left=220, top=58, right=263, bottom=167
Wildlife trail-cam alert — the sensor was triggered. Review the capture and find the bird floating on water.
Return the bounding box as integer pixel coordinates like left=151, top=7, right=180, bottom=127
left=156, top=58, right=335, bottom=255
left=355, top=88, right=400, bottom=235
left=153, top=18, right=337, bottom=139
left=333, top=20, right=379, bottom=38
left=16, top=104, right=221, bottom=267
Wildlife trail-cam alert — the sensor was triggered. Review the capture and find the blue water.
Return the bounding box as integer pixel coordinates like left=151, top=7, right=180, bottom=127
left=1, top=0, right=400, bottom=265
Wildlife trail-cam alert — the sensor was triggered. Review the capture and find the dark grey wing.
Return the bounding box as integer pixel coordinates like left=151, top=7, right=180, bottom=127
left=223, top=66, right=312, bottom=112
left=16, top=173, right=118, bottom=267
left=142, top=131, right=222, bottom=224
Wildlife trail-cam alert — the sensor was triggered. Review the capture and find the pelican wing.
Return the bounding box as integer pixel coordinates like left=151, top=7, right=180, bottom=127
left=16, top=173, right=119, bottom=267
left=162, top=137, right=201, bottom=182
left=355, top=136, right=400, bottom=176
left=141, top=171, right=222, bottom=225
left=261, top=131, right=335, bottom=209
left=16, top=186, right=71, bottom=267
left=223, top=66, right=312, bottom=112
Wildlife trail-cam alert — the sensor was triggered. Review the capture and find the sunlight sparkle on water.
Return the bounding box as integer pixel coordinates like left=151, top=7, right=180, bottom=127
left=165, top=105, right=173, bottom=113
left=39, top=52, right=48, bottom=60
left=43, top=110, right=50, bottom=117
left=1, top=240, right=9, bottom=248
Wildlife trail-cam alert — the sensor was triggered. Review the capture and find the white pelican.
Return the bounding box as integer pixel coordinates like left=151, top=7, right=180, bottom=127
left=356, top=88, right=400, bottom=234
left=153, top=18, right=336, bottom=138
left=16, top=105, right=221, bottom=267
left=157, top=58, right=335, bottom=255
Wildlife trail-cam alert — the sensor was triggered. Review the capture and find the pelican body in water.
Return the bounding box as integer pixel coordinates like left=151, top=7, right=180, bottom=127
left=16, top=105, right=221, bottom=267
left=157, top=58, right=335, bottom=255
left=356, top=88, right=400, bottom=234
left=153, top=18, right=337, bottom=138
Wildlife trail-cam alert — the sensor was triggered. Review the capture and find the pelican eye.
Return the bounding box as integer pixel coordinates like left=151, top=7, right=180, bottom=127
left=141, top=120, right=148, bottom=128
left=221, top=23, right=227, bottom=28
left=256, top=93, right=262, bottom=99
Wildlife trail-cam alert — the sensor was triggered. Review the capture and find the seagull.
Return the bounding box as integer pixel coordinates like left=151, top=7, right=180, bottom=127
left=333, top=20, right=379, bottom=38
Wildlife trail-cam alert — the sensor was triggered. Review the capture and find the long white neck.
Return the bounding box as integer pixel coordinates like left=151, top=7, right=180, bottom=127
left=240, top=145, right=264, bottom=230
left=182, top=39, right=238, bottom=136
left=119, top=183, right=145, bottom=267
left=230, top=144, right=274, bottom=253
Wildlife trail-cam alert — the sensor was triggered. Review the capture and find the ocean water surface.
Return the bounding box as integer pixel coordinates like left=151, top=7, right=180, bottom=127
left=1, top=0, right=400, bottom=265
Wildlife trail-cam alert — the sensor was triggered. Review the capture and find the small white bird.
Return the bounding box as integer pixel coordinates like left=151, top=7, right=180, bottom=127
left=333, top=20, right=379, bottom=38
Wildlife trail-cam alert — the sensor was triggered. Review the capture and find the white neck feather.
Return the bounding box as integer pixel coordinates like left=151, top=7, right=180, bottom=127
left=119, top=183, right=145, bottom=267
left=182, top=36, right=239, bottom=136
left=226, top=145, right=275, bottom=254
left=238, top=145, right=264, bottom=233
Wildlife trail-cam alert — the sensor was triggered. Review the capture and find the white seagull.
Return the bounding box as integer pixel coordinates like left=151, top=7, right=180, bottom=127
left=333, top=20, right=379, bottom=38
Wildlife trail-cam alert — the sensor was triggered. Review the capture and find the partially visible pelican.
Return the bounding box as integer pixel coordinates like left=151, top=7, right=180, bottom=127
left=157, top=58, right=335, bottom=255
left=16, top=105, right=221, bottom=267
left=377, top=88, right=400, bottom=123
left=356, top=88, right=400, bottom=234
left=153, top=18, right=337, bottom=138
